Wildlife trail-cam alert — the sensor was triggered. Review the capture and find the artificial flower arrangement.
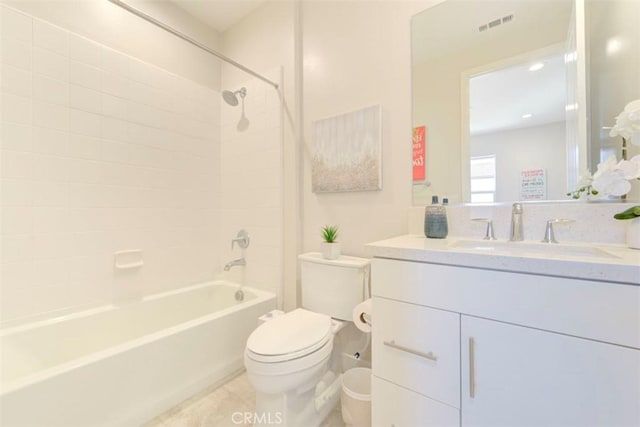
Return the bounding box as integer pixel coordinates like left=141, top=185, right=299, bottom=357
left=567, top=99, right=640, bottom=200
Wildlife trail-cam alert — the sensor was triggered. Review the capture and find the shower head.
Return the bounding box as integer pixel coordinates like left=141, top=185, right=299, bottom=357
left=222, top=87, right=247, bottom=106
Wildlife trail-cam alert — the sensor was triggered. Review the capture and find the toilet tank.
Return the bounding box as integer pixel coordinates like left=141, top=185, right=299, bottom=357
left=298, top=252, right=370, bottom=321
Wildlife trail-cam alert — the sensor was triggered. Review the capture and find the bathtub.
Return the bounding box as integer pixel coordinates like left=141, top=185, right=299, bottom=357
left=0, top=281, right=276, bottom=427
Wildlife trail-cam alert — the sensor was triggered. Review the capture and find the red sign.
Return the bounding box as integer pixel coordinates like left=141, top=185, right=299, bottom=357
left=413, top=126, right=426, bottom=181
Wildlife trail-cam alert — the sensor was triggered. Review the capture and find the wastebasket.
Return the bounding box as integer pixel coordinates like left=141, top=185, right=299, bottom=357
left=341, top=367, right=371, bottom=427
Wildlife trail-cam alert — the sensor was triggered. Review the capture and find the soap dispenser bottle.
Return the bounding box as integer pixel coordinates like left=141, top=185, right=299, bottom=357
left=424, top=195, right=448, bottom=239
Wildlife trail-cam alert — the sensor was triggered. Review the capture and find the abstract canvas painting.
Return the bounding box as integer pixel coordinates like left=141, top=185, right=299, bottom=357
left=311, top=105, right=382, bottom=193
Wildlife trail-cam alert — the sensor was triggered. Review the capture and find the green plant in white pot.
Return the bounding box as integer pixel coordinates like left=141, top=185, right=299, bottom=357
left=321, top=225, right=340, bottom=260
left=614, top=205, right=640, bottom=249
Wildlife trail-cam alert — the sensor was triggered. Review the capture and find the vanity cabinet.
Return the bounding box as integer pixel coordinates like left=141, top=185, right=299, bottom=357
left=461, top=315, right=640, bottom=427
left=371, top=297, right=460, bottom=426
left=372, top=376, right=459, bottom=427
left=371, top=257, right=640, bottom=427
left=372, top=298, right=460, bottom=408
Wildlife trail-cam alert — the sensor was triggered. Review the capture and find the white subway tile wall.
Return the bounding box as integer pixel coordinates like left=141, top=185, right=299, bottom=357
left=219, top=70, right=283, bottom=304
left=0, top=6, right=282, bottom=322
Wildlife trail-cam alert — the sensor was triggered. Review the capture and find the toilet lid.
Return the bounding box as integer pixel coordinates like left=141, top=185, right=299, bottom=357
left=246, top=309, right=332, bottom=361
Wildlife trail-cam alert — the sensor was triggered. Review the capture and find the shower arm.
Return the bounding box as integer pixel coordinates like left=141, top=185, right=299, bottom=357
left=106, top=0, right=279, bottom=90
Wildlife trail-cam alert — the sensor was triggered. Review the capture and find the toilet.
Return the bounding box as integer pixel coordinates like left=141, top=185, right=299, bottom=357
left=244, top=252, right=370, bottom=427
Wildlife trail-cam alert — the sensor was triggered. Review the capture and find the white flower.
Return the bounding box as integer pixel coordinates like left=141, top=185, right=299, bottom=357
left=591, top=155, right=617, bottom=179
left=576, top=169, right=593, bottom=188
left=592, top=170, right=631, bottom=196
left=590, top=155, right=640, bottom=197
left=609, top=99, right=640, bottom=145
left=617, top=155, right=640, bottom=180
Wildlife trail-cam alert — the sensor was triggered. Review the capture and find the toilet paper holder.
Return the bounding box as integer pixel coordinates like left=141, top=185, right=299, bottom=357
left=359, top=312, right=372, bottom=326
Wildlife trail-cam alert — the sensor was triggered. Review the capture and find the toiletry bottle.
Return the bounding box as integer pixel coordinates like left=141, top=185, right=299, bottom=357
left=424, top=195, right=449, bottom=238
left=441, top=197, right=449, bottom=238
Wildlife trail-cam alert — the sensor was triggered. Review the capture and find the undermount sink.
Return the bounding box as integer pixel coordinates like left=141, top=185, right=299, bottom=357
left=449, top=239, right=620, bottom=260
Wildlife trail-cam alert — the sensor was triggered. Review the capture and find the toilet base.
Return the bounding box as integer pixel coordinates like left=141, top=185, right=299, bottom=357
left=253, top=371, right=341, bottom=427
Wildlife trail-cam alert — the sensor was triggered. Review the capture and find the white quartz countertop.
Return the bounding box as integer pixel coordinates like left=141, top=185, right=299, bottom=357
left=366, top=235, right=640, bottom=285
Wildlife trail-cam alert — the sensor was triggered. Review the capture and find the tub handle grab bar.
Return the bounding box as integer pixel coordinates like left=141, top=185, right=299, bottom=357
left=114, top=249, right=144, bottom=270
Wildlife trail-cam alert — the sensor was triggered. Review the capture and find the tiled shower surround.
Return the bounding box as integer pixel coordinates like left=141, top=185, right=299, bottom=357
left=0, top=5, right=283, bottom=322
left=219, top=73, right=283, bottom=303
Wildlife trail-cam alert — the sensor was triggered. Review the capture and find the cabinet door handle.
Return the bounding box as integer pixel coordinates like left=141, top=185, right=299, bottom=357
left=383, top=340, right=437, bottom=361
left=469, top=337, right=476, bottom=398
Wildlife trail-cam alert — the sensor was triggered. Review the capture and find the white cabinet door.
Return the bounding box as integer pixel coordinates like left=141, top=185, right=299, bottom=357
left=372, top=376, right=459, bottom=427
left=461, top=316, right=640, bottom=427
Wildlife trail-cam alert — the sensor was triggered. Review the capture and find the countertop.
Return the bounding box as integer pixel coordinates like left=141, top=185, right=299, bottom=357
left=366, top=235, right=640, bottom=285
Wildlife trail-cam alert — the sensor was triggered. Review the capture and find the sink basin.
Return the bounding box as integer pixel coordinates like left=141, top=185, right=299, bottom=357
left=449, top=240, right=620, bottom=260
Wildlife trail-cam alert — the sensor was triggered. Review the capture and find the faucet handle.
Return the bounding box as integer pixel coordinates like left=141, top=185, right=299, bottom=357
left=541, top=219, right=574, bottom=244
left=231, top=229, right=250, bottom=249
left=472, top=218, right=497, bottom=240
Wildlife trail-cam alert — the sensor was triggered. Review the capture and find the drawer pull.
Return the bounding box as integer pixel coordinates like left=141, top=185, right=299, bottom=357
left=469, top=337, right=476, bottom=398
left=383, top=340, right=437, bottom=361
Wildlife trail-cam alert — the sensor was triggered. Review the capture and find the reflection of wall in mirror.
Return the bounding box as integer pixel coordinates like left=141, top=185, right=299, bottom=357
left=412, top=3, right=572, bottom=205
left=470, top=122, right=566, bottom=201
left=587, top=0, right=640, bottom=201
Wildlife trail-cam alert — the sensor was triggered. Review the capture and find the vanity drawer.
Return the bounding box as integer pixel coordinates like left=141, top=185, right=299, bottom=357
left=372, top=297, right=460, bottom=408
left=372, top=376, right=460, bottom=427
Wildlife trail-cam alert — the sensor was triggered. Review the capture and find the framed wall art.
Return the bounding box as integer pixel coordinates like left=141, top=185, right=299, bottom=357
left=311, top=105, right=382, bottom=193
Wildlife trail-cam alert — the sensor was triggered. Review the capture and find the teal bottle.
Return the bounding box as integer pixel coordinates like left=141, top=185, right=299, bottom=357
left=424, top=195, right=448, bottom=238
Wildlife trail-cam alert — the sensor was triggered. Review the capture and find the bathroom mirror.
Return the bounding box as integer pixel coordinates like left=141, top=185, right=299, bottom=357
left=411, top=0, right=640, bottom=204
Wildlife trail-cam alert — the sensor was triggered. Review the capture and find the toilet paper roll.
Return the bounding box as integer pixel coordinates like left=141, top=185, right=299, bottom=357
left=352, top=299, right=372, bottom=333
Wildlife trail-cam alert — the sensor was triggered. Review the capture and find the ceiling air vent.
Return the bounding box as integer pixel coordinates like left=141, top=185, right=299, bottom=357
left=478, top=13, right=514, bottom=32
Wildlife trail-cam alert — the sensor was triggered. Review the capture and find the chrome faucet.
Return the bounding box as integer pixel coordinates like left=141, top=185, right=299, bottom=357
left=509, top=203, right=524, bottom=241
left=541, top=219, right=574, bottom=243
left=472, top=218, right=497, bottom=240
left=224, top=258, right=246, bottom=271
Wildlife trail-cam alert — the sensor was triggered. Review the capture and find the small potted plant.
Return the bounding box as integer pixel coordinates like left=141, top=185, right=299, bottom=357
left=321, top=225, right=340, bottom=260
left=614, top=205, right=640, bottom=249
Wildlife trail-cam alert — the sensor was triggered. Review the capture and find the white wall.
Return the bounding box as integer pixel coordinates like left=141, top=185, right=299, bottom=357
left=0, top=4, right=221, bottom=322
left=1, top=0, right=222, bottom=89
left=217, top=69, right=283, bottom=303
left=470, top=122, right=567, bottom=201
left=220, top=0, right=296, bottom=310
left=302, top=0, right=433, bottom=260
left=587, top=0, right=640, bottom=200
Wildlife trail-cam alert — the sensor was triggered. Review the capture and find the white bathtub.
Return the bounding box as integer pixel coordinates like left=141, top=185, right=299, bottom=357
left=0, top=281, right=276, bottom=427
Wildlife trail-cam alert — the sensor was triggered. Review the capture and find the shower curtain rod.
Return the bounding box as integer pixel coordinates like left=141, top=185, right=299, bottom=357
left=106, top=0, right=279, bottom=90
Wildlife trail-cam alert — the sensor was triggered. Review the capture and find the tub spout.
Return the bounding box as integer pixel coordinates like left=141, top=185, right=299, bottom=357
left=224, top=258, right=246, bottom=271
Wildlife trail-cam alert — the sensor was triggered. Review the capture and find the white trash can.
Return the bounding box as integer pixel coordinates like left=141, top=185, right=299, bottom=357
left=341, top=367, right=371, bottom=427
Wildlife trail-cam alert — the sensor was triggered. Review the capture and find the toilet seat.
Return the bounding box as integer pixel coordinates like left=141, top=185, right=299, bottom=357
left=246, top=309, right=333, bottom=363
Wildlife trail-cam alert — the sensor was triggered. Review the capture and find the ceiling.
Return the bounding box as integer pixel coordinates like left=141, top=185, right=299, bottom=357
left=169, top=0, right=267, bottom=32
left=470, top=52, right=567, bottom=135
left=411, top=0, right=573, bottom=65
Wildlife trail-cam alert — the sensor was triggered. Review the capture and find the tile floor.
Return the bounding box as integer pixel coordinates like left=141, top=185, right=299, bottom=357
left=144, top=371, right=345, bottom=427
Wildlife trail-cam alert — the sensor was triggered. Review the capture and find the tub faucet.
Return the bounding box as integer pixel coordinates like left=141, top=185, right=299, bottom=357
left=509, top=203, right=524, bottom=241
left=224, top=258, right=246, bottom=271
